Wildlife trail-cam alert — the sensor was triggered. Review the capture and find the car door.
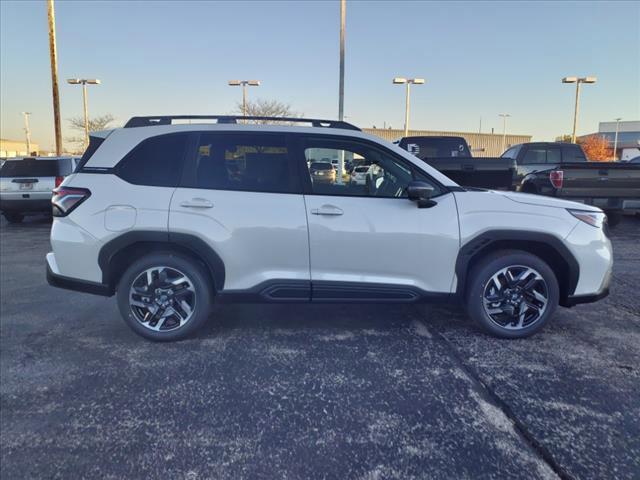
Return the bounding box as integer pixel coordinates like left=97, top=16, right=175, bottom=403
left=169, top=131, right=310, bottom=296
left=295, top=134, right=460, bottom=299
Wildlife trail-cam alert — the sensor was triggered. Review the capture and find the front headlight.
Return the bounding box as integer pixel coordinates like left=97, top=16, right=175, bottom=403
left=567, top=208, right=606, bottom=228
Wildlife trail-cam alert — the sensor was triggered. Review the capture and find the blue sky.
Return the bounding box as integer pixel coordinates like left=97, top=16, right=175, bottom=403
left=1, top=0, right=638, bottom=151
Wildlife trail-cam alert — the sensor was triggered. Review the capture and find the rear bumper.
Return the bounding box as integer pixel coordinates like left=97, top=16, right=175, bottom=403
left=0, top=198, right=51, bottom=213
left=46, top=252, right=112, bottom=296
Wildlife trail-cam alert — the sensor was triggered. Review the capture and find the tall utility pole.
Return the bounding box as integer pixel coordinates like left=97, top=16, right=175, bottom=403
left=22, top=112, right=32, bottom=154
left=612, top=117, right=622, bottom=161
left=338, top=0, right=346, bottom=122
left=337, top=0, right=346, bottom=185
left=67, top=79, right=101, bottom=149
left=228, top=80, right=260, bottom=117
left=47, top=0, right=62, bottom=155
left=499, top=113, right=511, bottom=153
left=562, top=76, right=597, bottom=143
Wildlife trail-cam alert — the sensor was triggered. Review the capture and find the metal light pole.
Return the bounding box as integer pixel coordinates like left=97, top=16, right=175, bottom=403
left=47, top=0, right=62, bottom=155
left=498, top=113, right=511, bottom=153
left=21, top=112, right=32, bottom=155
left=338, top=0, right=346, bottom=122
left=228, top=80, right=260, bottom=117
left=393, top=77, right=425, bottom=138
left=562, top=76, right=597, bottom=143
left=67, top=78, right=101, bottom=149
left=612, top=117, right=622, bottom=161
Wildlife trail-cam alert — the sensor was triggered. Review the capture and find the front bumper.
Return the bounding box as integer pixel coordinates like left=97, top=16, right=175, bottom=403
left=564, top=287, right=610, bottom=307
left=46, top=252, right=112, bottom=296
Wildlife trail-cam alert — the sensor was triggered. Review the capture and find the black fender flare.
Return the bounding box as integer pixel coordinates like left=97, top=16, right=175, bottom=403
left=98, top=231, right=225, bottom=290
left=454, top=230, right=579, bottom=299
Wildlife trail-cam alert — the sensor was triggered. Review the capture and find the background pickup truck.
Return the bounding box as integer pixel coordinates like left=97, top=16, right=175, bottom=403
left=502, top=142, right=640, bottom=225
left=396, top=136, right=515, bottom=190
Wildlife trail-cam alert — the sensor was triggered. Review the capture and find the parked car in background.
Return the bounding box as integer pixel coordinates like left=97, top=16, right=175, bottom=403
left=628, top=156, right=640, bottom=164
left=309, top=162, right=336, bottom=183
left=396, top=136, right=515, bottom=190
left=47, top=115, right=612, bottom=342
left=350, top=165, right=371, bottom=185
left=0, top=156, right=77, bottom=223
left=502, top=142, right=640, bottom=226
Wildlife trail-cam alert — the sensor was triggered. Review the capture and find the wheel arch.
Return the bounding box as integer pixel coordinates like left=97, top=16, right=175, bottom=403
left=455, top=230, right=579, bottom=306
left=98, top=231, right=225, bottom=293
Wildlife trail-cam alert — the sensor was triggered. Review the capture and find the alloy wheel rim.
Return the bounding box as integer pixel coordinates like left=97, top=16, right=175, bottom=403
left=482, top=265, right=548, bottom=330
left=129, top=266, right=196, bottom=332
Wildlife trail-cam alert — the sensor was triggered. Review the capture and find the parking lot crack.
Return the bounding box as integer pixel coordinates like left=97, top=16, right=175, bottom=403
left=416, top=318, right=574, bottom=480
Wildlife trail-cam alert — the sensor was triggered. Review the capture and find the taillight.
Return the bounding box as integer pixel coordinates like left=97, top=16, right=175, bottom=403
left=55, top=176, right=64, bottom=188
left=52, top=187, right=91, bottom=217
left=549, top=170, right=564, bottom=189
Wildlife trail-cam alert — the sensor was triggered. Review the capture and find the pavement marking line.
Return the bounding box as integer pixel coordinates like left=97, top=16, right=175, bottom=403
left=411, top=316, right=570, bottom=480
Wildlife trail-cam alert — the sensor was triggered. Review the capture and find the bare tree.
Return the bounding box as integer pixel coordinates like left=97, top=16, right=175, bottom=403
left=65, top=114, right=115, bottom=153
left=235, top=99, right=301, bottom=123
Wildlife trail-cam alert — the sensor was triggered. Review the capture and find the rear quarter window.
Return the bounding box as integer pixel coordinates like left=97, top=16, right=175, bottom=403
left=116, top=133, right=189, bottom=187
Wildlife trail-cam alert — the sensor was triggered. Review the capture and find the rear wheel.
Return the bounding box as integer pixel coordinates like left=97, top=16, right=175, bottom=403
left=116, top=252, right=213, bottom=341
left=3, top=212, right=24, bottom=223
left=465, top=250, right=559, bottom=338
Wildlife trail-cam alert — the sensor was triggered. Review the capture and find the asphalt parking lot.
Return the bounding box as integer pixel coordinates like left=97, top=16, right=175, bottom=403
left=1, top=216, right=638, bottom=479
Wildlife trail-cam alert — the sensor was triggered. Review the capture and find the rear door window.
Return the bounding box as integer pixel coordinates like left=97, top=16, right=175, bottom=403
left=521, top=148, right=547, bottom=164
left=116, top=133, right=189, bottom=187
left=188, top=133, right=299, bottom=194
left=562, top=146, right=587, bottom=162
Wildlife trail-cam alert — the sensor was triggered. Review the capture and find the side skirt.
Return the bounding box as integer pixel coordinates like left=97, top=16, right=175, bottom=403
left=216, top=280, right=456, bottom=304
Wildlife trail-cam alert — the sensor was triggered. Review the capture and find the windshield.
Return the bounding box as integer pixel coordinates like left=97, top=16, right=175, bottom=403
left=354, top=166, right=369, bottom=172
left=0, top=158, right=73, bottom=178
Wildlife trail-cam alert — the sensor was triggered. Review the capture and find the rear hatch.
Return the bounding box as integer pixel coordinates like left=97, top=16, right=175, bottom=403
left=556, top=162, right=640, bottom=198
left=0, top=158, right=75, bottom=195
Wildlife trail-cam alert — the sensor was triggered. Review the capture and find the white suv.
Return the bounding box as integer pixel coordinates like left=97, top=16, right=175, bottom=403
left=46, top=116, right=612, bottom=341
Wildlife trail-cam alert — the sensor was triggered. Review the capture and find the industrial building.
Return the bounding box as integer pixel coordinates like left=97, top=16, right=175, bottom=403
left=362, top=128, right=531, bottom=157
left=0, top=138, right=39, bottom=158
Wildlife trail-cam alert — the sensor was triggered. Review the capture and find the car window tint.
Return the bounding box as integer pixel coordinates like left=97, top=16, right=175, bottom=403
left=563, top=147, right=587, bottom=162
left=303, top=137, right=442, bottom=198
left=193, top=133, right=296, bottom=193
left=117, top=134, right=188, bottom=187
left=522, top=148, right=547, bottom=164
left=547, top=149, right=561, bottom=164
left=501, top=146, right=520, bottom=159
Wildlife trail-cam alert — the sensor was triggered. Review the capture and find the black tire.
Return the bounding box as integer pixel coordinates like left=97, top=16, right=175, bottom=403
left=465, top=250, right=559, bottom=339
left=116, top=251, right=214, bottom=341
left=605, top=211, right=622, bottom=227
left=3, top=212, right=24, bottom=223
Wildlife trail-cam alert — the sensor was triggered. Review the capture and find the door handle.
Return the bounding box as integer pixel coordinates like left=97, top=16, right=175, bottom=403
left=311, top=205, right=343, bottom=216
left=180, top=198, right=214, bottom=209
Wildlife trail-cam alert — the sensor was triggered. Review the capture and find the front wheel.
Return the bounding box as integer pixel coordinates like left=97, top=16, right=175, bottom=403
left=116, top=252, right=213, bottom=341
left=465, top=250, right=559, bottom=338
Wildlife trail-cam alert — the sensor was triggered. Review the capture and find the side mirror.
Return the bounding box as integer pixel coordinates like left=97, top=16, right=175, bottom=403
left=407, top=181, right=437, bottom=208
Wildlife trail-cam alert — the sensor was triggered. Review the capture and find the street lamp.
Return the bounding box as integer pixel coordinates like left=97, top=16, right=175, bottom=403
left=393, top=77, right=425, bottom=137
left=228, top=80, right=260, bottom=117
left=562, top=76, right=597, bottom=143
left=67, top=78, right=101, bottom=149
left=21, top=112, right=32, bottom=155
left=498, top=113, right=511, bottom=153
left=612, top=117, right=622, bottom=161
